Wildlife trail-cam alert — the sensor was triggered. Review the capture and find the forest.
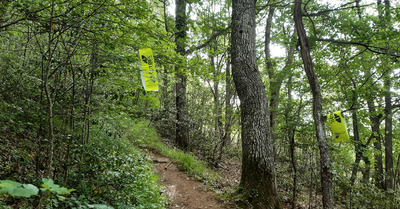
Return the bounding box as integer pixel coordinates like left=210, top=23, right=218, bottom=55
left=0, top=0, right=399, bottom=208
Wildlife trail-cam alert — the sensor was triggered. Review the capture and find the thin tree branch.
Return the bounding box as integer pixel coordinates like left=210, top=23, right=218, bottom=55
left=185, top=26, right=231, bottom=55
left=186, top=0, right=292, bottom=56
left=316, top=38, right=400, bottom=59
left=256, top=0, right=290, bottom=13
left=0, top=5, right=52, bottom=30
left=304, top=4, right=373, bottom=17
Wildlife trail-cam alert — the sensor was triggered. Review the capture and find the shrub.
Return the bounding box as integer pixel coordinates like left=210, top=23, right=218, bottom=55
left=66, top=122, right=167, bottom=208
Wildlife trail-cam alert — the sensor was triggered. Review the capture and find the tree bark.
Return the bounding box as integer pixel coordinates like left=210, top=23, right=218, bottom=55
left=348, top=88, right=370, bottom=187
left=175, top=0, right=189, bottom=149
left=384, top=73, right=394, bottom=189
left=210, top=41, right=224, bottom=164
left=265, top=6, right=278, bottom=157
left=293, top=0, right=334, bottom=208
left=286, top=75, right=298, bottom=209
left=45, top=0, right=55, bottom=178
left=162, top=0, right=170, bottom=112
left=349, top=108, right=363, bottom=185
left=265, top=7, right=296, bottom=158
left=231, top=0, right=281, bottom=207
left=367, top=98, right=385, bottom=189
left=223, top=47, right=233, bottom=147
left=383, top=0, right=394, bottom=191
left=210, top=41, right=222, bottom=141
left=394, top=152, right=400, bottom=187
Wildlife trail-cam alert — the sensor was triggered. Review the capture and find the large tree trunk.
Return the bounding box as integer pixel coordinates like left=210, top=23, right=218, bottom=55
left=175, top=0, right=189, bottom=149
left=231, top=0, right=281, bottom=208
left=293, top=0, right=334, bottom=208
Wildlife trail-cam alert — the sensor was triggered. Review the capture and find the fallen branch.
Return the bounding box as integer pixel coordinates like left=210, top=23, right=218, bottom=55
left=164, top=161, right=173, bottom=170
left=153, top=159, right=169, bottom=164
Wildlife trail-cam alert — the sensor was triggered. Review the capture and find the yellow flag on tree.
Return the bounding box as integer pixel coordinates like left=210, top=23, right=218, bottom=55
left=139, top=48, right=158, bottom=91
left=327, top=111, right=349, bottom=143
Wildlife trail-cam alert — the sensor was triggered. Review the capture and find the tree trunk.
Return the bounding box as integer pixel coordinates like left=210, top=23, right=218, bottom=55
left=362, top=157, right=371, bottom=183
left=175, top=0, right=189, bottom=149
left=384, top=74, right=394, bottom=189
left=231, top=0, right=281, bottom=207
left=394, top=152, right=400, bottom=187
left=162, top=0, right=171, bottom=116
left=383, top=0, right=394, bottom=191
left=348, top=89, right=370, bottom=187
left=45, top=0, right=55, bottom=178
left=265, top=6, right=279, bottom=158
left=286, top=75, right=298, bottom=209
left=349, top=108, right=363, bottom=186
left=162, top=65, right=169, bottom=110
left=210, top=42, right=222, bottom=140
left=163, top=0, right=169, bottom=33
left=265, top=8, right=296, bottom=158
left=44, top=65, right=54, bottom=178
left=293, top=0, right=334, bottom=208
left=367, top=98, right=385, bottom=189
left=223, top=47, right=233, bottom=147
left=373, top=122, right=384, bottom=189
left=210, top=42, right=224, bottom=164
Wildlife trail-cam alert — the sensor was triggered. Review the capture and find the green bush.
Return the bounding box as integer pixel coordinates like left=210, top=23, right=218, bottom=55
left=0, top=178, right=83, bottom=209
left=344, top=182, right=400, bottom=208
left=66, top=121, right=167, bottom=209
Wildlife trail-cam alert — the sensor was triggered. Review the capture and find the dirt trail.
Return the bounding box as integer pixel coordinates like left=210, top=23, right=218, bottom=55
left=149, top=152, right=233, bottom=209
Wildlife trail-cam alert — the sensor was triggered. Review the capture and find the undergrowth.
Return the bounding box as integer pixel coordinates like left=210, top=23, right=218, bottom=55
left=1, top=113, right=167, bottom=209
left=66, top=125, right=167, bottom=208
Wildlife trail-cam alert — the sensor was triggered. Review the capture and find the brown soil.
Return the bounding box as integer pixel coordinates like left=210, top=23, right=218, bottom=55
left=149, top=151, right=236, bottom=209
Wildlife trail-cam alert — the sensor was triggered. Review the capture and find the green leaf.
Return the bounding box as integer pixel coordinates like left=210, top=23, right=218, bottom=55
left=87, top=204, right=114, bottom=209
left=0, top=180, right=38, bottom=197
left=41, top=178, right=74, bottom=195
left=41, top=178, right=54, bottom=186
left=0, top=180, right=21, bottom=194
left=41, top=184, right=50, bottom=190
left=12, top=184, right=39, bottom=197
left=57, top=195, right=66, bottom=200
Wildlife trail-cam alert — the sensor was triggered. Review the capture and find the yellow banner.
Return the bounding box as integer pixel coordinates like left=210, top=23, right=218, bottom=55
left=327, top=111, right=349, bottom=143
left=139, top=48, right=158, bottom=91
